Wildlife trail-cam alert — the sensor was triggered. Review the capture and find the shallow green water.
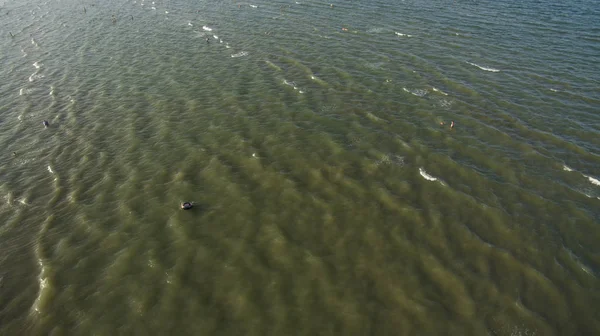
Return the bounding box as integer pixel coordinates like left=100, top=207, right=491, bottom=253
left=0, top=0, right=599, bottom=335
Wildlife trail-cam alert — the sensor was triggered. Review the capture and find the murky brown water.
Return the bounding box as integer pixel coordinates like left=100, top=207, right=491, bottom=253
left=0, top=0, right=598, bottom=335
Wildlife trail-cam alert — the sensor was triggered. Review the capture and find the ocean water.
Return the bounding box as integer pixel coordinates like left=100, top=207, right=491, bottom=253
left=0, top=0, right=599, bottom=334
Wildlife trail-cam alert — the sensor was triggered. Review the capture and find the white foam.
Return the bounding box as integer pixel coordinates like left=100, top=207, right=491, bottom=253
left=231, top=51, right=248, bottom=58
left=419, top=168, right=437, bottom=181
left=202, top=26, right=213, bottom=31
left=33, top=61, right=42, bottom=69
left=165, top=11, right=169, bottom=14
left=29, top=73, right=45, bottom=82
left=565, top=248, right=596, bottom=277
left=367, top=27, right=385, bottom=34
left=283, top=80, right=304, bottom=93
left=213, top=34, right=219, bottom=39
left=419, top=168, right=446, bottom=185
left=550, top=88, right=559, bottom=92
left=395, top=32, right=413, bottom=37
left=432, top=87, right=448, bottom=96
left=467, top=61, right=500, bottom=72
left=20, top=88, right=33, bottom=95
left=584, top=174, right=600, bottom=186
left=250, top=4, right=258, bottom=8
left=151, top=6, right=156, bottom=10
left=31, top=38, right=38, bottom=46
left=33, top=274, right=48, bottom=313
left=436, top=98, right=453, bottom=108
left=49, top=86, right=54, bottom=96
left=47, top=165, right=54, bottom=174
left=188, top=22, right=193, bottom=26
left=403, top=87, right=428, bottom=97
left=562, top=165, right=573, bottom=172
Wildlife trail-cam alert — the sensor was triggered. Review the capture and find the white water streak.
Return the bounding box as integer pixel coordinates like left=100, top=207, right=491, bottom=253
left=419, top=168, right=444, bottom=185
left=432, top=87, right=448, bottom=96
left=395, top=32, right=413, bottom=37
left=584, top=174, right=600, bottom=186
left=467, top=61, right=500, bottom=72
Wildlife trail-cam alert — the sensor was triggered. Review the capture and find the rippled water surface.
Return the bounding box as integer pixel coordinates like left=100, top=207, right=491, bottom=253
left=0, top=0, right=599, bottom=335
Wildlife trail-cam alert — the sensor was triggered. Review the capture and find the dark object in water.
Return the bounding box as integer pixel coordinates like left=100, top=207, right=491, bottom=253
left=181, top=202, right=193, bottom=210
left=43, top=120, right=49, bottom=128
